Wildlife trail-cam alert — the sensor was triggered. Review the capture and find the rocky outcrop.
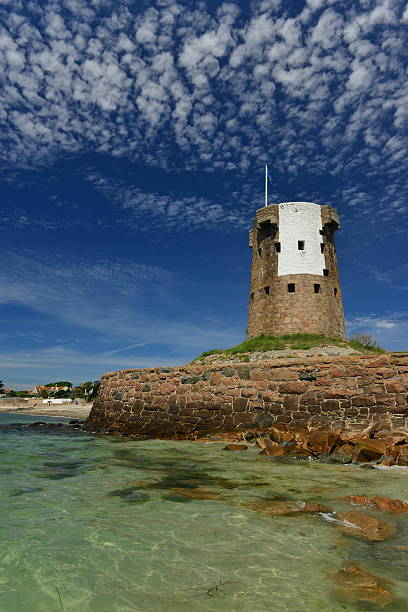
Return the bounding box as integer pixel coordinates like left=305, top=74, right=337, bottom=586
left=86, top=353, right=408, bottom=437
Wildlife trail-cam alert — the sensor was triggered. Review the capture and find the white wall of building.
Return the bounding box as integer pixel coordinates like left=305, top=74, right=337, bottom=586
left=277, top=202, right=325, bottom=277
left=42, top=399, right=73, bottom=404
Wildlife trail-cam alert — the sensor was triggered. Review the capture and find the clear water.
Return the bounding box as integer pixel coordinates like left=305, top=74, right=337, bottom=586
left=1, top=413, right=408, bottom=611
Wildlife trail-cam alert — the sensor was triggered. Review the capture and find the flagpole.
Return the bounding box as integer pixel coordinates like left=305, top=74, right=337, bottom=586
left=265, top=164, right=268, bottom=207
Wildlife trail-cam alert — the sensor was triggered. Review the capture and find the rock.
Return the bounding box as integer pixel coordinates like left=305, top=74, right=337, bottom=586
left=328, top=564, right=394, bottom=607
left=259, top=441, right=284, bottom=456
left=350, top=438, right=387, bottom=462
left=283, top=443, right=316, bottom=459
left=374, top=496, right=408, bottom=513
left=247, top=500, right=330, bottom=516
left=337, top=510, right=396, bottom=541
left=256, top=436, right=276, bottom=449
left=268, top=426, right=282, bottom=443
left=352, top=437, right=387, bottom=455
left=360, top=419, right=391, bottom=438
left=223, top=444, right=248, bottom=452
left=306, top=429, right=339, bottom=455
left=378, top=456, right=395, bottom=467
left=332, top=443, right=354, bottom=462
left=344, top=495, right=408, bottom=514
left=342, top=495, right=374, bottom=507
left=276, top=430, right=296, bottom=443
left=395, top=444, right=408, bottom=466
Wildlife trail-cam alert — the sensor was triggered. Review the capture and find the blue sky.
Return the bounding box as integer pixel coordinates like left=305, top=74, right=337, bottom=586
left=1, top=0, right=407, bottom=389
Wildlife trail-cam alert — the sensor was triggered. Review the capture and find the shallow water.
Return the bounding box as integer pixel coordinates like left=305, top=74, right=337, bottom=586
left=1, top=413, right=408, bottom=611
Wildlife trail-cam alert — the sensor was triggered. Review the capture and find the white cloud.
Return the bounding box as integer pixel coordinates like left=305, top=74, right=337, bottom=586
left=0, top=0, right=404, bottom=198
left=347, top=312, right=408, bottom=351
left=83, top=170, right=249, bottom=231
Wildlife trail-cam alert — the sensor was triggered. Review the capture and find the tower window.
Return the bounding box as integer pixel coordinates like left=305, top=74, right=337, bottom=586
left=263, top=286, right=270, bottom=296
left=323, top=269, right=329, bottom=276
left=287, top=283, right=295, bottom=293
left=258, top=248, right=262, bottom=257
left=250, top=292, right=254, bottom=301
left=275, top=242, right=281, bottom=253
left=314, top=284, right=321, bottom=294
left=298, top=240, right=305, bottom=250
left=334, top=288, right=338, bottom=296
left=320, top=243, right=325, bottom=253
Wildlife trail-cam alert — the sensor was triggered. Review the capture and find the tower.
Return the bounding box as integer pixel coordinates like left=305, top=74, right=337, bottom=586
left=247, top=202, right=346, bottom=339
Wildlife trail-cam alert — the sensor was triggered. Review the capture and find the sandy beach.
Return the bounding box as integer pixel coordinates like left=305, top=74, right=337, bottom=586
left=0, top=400, right=92, bottom=419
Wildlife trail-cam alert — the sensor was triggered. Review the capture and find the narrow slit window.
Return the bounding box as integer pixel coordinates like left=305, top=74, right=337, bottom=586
left=323, top=269, right=329, bottom=276
left=287, top=283, right=295, bottom=293
left=275, top=242, right=281, bottom=253
left=263, top=286, right=270, bottom=296
left=298, top=240, right=305, bottom=250
left=334, top=287, right=338, bottom=296
left=314, top=284, right=321, bottom=294
left=258, top=248, right=262, bottom=257
left=250, top=292, right=254, bottom=301
left=320, top=243, right=325, bottom=253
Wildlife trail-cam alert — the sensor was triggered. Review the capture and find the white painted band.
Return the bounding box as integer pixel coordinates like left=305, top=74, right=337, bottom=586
left=277, top=202, right=325, bottom=277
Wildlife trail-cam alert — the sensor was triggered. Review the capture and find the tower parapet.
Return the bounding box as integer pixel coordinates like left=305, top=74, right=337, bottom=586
left=247, top=202, right=346, bottom=339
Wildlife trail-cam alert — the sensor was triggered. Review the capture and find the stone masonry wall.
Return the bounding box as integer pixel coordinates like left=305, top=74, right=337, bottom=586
left=85, top=354, right=408, bottom=437
left=247, top=203, right=346, bottom=339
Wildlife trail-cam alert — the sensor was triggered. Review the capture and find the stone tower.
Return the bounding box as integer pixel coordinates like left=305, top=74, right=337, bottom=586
left=247, top=202, right=346, bottom=339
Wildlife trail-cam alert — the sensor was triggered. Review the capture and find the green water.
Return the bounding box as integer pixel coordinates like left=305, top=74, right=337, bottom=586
left=1, top=414, right=408, bottom=611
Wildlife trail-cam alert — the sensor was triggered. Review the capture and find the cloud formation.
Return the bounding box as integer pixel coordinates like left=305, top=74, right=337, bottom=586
left=0, top=249, right=243, bottom=352
left=0, top=0, right=406, bottom=186
left=83, top=170, right=248, bottom=231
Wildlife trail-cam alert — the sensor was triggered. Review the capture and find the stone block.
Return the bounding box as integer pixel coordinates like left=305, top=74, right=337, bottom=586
left=321, top=399, right=340, bottom=411
left=237, top=368, right=251, bottom=380
left=385, top=380, right=406, bottom=393
left=352, top=396, right=375, bottom=407
left=267, top=368, right=296, bottom=381
left=241, top=388, right=257, bottom=397
left=233, top=397, right=248, bottom=411
left=278, top=382, right=308, bottom=394
left=283, top=396, right=299, bottom=410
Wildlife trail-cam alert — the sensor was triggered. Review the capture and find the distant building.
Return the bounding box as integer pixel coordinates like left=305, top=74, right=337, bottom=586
left=34, top=384, right=71, bottom=394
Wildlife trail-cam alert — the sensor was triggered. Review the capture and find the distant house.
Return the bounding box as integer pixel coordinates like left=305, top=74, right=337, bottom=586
left=34, top=384, right=71, bottom=394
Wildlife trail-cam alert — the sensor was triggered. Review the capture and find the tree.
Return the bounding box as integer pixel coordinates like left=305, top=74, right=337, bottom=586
left=44, top=381, right=72, bottom=388
left=74, top=381, right=100, bottom=400
left=0, top=380, right=4, bottom=394
left=54, top=389, right=72, bottom=398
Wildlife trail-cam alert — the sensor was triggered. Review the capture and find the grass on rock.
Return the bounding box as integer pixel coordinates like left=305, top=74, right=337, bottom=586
left=192, top=333, right=385, bottom=363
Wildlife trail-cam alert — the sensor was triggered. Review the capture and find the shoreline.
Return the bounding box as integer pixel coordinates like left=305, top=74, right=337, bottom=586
left=0, top=403, right=92, bottom=419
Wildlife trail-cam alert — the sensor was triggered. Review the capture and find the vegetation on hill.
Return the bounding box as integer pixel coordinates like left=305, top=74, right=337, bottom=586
left=192, top=333, right=385, bottom=363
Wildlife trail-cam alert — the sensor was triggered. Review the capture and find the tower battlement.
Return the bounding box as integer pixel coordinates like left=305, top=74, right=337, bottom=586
left=247, top=201, right=346, bottom=339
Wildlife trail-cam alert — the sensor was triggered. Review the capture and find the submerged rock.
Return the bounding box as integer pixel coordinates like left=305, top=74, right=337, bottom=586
left=247, top=500, right=330, bottom=517
left=259, top=441, right=284, bottom=456
left=337, top=510, right=396, bottom=541
left=328, top=564, right=394, bottom=607
left=343, top=495, right=408, bottom=514
left=223, top=444, right=248, bottom=451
